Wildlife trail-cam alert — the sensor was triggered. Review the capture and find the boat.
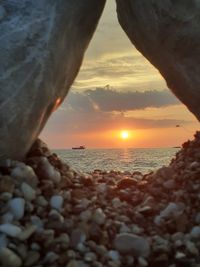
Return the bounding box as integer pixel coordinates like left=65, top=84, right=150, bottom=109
left=72, top=146, right=85, bottom=150
left=173, top=146, right=181, bottom=148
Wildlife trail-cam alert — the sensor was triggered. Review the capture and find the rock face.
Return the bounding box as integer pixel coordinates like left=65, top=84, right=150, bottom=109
left=116, top=0, right=200, bottom=121
left=0, top=0, right=105, bottom=159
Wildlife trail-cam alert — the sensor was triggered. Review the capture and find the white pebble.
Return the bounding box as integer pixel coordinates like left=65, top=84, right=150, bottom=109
left=8, top=198, right=25, bottom=220
left=0, top=224, right=21, bottom=238
left=21, top=182, right=36, bottom=201
left=50, top=195, right=63, bottom=210
left=92, top=208, right=106, bottom=225
left=0, top=247, right=22, bottom=267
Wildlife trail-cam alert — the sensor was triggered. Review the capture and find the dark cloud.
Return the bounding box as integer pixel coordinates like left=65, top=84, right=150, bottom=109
left=43, top=88, right=186, bottom=136
left=68, top=87, right=181, bottom=112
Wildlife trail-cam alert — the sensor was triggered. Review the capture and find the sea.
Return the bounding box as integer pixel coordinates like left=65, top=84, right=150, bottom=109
left=55, top=147, right=180, bottom=174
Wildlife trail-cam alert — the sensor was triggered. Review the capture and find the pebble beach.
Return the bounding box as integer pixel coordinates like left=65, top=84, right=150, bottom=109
left=0, top=133, right=200, bottom=267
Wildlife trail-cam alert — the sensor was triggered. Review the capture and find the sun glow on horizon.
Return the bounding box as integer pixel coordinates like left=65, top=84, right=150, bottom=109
left=120, top=130, right=130, bottom=140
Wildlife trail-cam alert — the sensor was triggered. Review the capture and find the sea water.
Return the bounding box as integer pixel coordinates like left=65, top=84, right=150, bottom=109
left=55, top=147, right=180, bottom=174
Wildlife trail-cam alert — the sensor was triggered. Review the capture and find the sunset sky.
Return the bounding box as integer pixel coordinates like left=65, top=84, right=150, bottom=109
left=40, top=0, right=199, bottom=149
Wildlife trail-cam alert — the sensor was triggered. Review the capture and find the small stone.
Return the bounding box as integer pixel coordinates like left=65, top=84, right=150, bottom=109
left=107, top=250, right=120, bottom=261
left=8, top=198, right=25, bottom=220
left=0, top=234, right=8, bottom=248
left=44, top=251, right=59, bottom=263
left=112, top=198, right=122, bottom=208
left=0, top=192, right=13, bottom=201
left=11, top=165, right=38, bottom=187
left=17, top=225, right=36, bottom=241
left=0, top=176, right=15, bottom=193
left=195, top=212, right=200, bottom=224
left=24, top=251, right=40, bottom=267
left=114, top=233, right=150, bottom=257
left=190, top=226, right=200, bottom=239
left=117, top=178, right=137, bottom=189
left=80, top=210, right=92, bottom=222
left=138, top=257, right=148, bottom=266
left=0, top=248, right=22, bottom=267
left=0, top=223, right=21, bottom=237
left=163, top=179, right=175, bottom=189
left=175, top=251, right=186, bottom=259
left=70, top=229, right=86, bottom=248
left=186, top=240, right=198, bottom=255
left=96, top=183, right=107, bottom=194
left=21, top=183, right=36, bottom=201
left=35, top=196, right=48, bottom=207
left=84, top=252, right=97, bottom=262
left=50, top=195, right=63, bottom=210
left=37, top=158, right=61, bottom=183
left=2, top=212, right=14, bottom=223
left=92, top=208, right=106, bottom=225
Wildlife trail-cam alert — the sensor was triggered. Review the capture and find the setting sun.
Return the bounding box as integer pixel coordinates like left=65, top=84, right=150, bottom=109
left=120, top=130, right=129, bottom=140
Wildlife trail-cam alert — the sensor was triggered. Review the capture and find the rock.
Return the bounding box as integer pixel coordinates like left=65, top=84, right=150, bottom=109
left=36, top=158, right=61, bottom=183
left=0, top=6, right=6, bottom=21
left=0, top=234, right=8, bottom=248
left=50, top=195, right=63, bottom=210
left=0, top=0, right=106, bottom=160
left=0, top=248, right=22, bottom=267
left=114, top=233, right=150, bottom=257
left=21, top=182, right=36, bottom=201
left=24, top=251, right=40, bottom=267
left=67, top=260, right=89, bottom=267
left=154, top=202, right=184, bottom=225
left=0, top=223, right=22, bottom=237
left=185, top=240, right=198, bottom=255
left=92, top=208, right=106, bottom=225
left=0, top=176, right=15, bottom=193
left=117, top=178, right=137, bottom=189
left=70, top=229, right=87, bottom=248
left=116, top=0, right=200, bottom=121
left=107, top=250, right=120, bottom=261
left=84, top=252, right=97, bottom=262
left=8, top=198, right=25, bottom=220
left=17, top=225, right=36, bottom=241
left=2, top=212, right=14, bottom=223
left=11, top=165, right=38, bottom=187
left=190, top=226, right=200, bottom=239
left=44, top=251, right=59, bottom=263
left=80, top=210, right=92, bottom=222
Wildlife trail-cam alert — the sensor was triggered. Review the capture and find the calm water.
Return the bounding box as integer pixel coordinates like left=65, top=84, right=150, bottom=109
left=55, top=148, right=180, bottom=174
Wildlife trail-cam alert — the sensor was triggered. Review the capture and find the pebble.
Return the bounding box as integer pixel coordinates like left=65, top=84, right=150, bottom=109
left=0, top=247, right=22, bottom=267
left=0, top=234, right=8, bottom=248
left=84, top=252, right=97, bottom=262
left=8, top=198, right=25, bottom=220
left=21, top=182, right=36, bottom=201
left=190, top=226, right=200, bottom=239
left=37, top=158, right=61, bottom=183
left=70, top=229, right=87, bottom=248
left=17, top=225, right=36, bottom=241
left=92, top=208, right=106, bottom=225
left=114, top=233, right=150, bottom=257
left=107, top=250, right=120, bottom=261
left=11, top=165, right=38, bottom=187
left=24, top=251, right=40, bottom=267
left=0, top=223, right=22, bottom=237
left=50, top=195, right=63, bottom=210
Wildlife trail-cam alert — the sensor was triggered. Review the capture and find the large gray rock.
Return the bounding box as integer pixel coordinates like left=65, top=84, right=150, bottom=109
left=0, top=0, right=105, bottom=160
left=116, top=0, right=200, bottom=121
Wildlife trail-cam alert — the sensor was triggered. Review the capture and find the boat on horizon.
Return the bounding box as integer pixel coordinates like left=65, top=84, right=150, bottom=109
left=72, top=145, right=86, bottom=150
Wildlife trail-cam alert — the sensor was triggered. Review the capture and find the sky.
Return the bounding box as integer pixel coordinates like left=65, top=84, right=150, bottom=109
left=40, top=0, right=199, bottom=149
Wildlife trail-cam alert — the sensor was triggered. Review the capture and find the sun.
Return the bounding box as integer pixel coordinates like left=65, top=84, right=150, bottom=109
left=120, top=130, right=129, bottom=140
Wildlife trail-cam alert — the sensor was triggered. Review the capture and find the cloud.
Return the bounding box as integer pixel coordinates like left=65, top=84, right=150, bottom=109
left=68, top=87, right=181, bottom=112
left=42, top=88, right=186, bottom=136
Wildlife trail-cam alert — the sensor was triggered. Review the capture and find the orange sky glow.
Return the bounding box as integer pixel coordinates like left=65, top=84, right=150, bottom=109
left=40, top=0, right=199, bottom=149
